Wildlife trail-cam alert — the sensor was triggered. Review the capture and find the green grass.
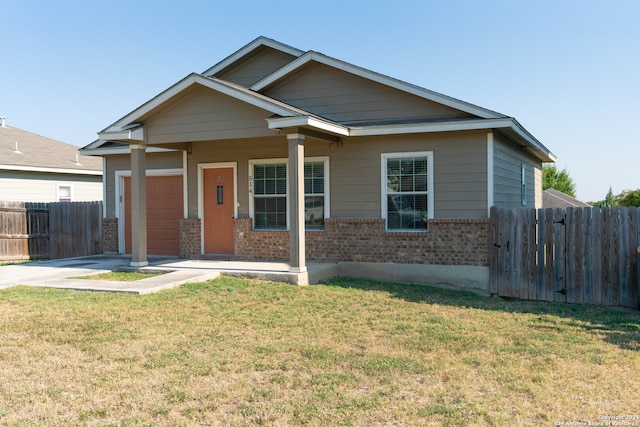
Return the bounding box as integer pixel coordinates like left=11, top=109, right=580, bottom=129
left=69, top=271, right=162, bottom=281
left=0, top=275, right=638, bottom=426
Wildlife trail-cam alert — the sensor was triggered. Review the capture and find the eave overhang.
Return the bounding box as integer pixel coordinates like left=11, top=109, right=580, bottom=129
left=267, top=115, right=555, bottom=163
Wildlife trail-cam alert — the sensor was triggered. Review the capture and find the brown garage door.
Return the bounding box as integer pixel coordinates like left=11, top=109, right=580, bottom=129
left=124, top=175, right=183, bottom=256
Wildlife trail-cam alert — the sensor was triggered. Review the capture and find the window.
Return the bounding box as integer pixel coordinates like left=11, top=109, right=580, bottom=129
left=382, top=152, right=433, bottom=231
left=304, top=161, right=326, bottom=230
left=249, top=157, right=329, bottom=230
left=253, top=162, right=287, bottom=230
left=57, top=185, right=72, bottom=202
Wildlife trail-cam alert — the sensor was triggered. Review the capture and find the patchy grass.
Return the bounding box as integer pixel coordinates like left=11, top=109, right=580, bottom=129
left=0, top=276, right=638, bottom=426
left=69, top=271, right=163, bottom=282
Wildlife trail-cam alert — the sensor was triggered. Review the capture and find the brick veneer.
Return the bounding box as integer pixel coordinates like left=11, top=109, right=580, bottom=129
left=234, top=218, right=489, bottom=266
left=179, top=218, right=201, bottom=258
left=101, top=218, right=119, bottom=254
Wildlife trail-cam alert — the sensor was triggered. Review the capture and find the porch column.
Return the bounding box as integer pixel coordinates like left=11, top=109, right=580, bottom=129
left=287, top=133, right=306, bottom=273
left=130, top=144, right=148, bottom=267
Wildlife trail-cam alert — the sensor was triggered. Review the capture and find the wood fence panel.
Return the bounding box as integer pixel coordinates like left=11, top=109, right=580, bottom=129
left=582, top=208, right=593, bottom=305
left=553, top=208, right=566, bottom=303
left=490, top=206, right=639, bottom=309
left=592, top=208, right=603, bottom=305
left=544, top=209, right=555, bottom=302
left=565, top=208, right=576, bottom=303
left=0, top=201, right=102, bottom=261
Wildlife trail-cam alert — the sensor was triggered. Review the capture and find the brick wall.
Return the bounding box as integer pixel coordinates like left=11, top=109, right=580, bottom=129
left=179, top=218, right=201, bottom=258
left=101, top=218, right=118, bottom=254
left=234, top=218, right=489, bottom=266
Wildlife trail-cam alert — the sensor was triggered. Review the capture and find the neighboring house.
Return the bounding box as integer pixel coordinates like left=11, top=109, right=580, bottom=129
left=0, top=118, right=102, bottom=202
left=543, top=188, right=590, bottom=209
left=80, top=36, right=555, bottom=286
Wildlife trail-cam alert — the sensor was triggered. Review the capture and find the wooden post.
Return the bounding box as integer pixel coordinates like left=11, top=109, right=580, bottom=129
left=287, top=133, right=306, bottom=273
left=130, top=144, right=148, bottom=267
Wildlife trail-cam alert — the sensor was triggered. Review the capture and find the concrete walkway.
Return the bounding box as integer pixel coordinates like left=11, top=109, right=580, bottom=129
left=0, top=255, right=338, bottom=294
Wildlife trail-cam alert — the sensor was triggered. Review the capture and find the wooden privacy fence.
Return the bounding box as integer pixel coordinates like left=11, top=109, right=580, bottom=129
left=0, top=201, right=103, bottom=261
left=490, top=206, right=640, bottom=309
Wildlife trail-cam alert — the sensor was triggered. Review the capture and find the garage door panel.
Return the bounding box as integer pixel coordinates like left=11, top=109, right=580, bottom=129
left=124, top=175, right=183, bottom=256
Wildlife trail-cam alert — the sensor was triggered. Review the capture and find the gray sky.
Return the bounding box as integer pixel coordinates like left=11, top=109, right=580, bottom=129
left=1, top=0, right=638, bottom=202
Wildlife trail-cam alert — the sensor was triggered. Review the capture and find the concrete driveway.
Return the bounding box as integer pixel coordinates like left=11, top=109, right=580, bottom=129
left=0, top=255, right=223, bottom=294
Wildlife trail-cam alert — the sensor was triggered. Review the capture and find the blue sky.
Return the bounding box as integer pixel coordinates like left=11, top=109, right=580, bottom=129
left=1, top=0, right=638, bottom=202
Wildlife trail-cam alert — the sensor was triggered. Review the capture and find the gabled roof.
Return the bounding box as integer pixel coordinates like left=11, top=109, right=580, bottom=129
left=202, top=36, right=304, bottom=77
left=250, top=50, right=506, bottom=120
left=84, top=36, right=555, bottom=162
left=1, top=125, right=102, bottom=175
left=95, top=73, right=317, bottom=142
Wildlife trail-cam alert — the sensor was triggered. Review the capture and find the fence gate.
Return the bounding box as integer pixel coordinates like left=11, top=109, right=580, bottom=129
left=489, top=206, right=640, bottom=309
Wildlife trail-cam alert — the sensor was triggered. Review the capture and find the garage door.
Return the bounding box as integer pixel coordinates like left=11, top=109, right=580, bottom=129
left=124, top=175, right=183, bottom=256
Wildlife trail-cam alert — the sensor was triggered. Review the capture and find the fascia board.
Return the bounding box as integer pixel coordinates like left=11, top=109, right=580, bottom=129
left=102, top=74, right=300, bottom=134
left=508, top=119, right=557, bottom=162
left=202, top=37, right=304, bottom=76
left=79, top=146, right=177, bottom=156
left=349, top=118, right=514, bottom=136
left=266, top=116, right=350, bottom=136
left=97, top=126, right=144, bottom=142
left=251, top=52, right=505, bottom=120
left=0, top=164, right=102, bottom=175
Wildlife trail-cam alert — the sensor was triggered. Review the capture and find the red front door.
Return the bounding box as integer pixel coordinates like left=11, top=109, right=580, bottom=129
left=203, top=168, right=234, bottom=254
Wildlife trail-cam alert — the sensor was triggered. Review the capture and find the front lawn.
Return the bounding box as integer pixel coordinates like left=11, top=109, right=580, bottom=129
left=0, top=276, right=638, bottom=426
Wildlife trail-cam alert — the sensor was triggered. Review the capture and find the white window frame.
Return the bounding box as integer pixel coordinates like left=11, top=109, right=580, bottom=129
left=381, top=151, right=434, bottom=232
left=249, top=156, right=330, bottom=231
left=57, top=184, right=72, bottom=202
left=521, top=163, right=527, bottom=206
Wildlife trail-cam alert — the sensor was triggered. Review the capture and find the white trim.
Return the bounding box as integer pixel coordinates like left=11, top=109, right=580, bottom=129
left=197, top=162, right=238, bottom=254
left=268, top=116, right=350, bottom=136
left=350, top=118, right=514, bottom=136
left=381, top=151, right=434, bottom=232
left=202, top=37, right=303, bottom=76
left=248, top=158, right=289, bottom=231
left=0, top=164, right=102, bottom=176
left=101, top=74, right=300, bottom=134
left=252, top=51, right=504, bottom=119
left=102, top=157, right=107, bottom=217
left=115, top=168, right=183, bottom=254
left=521, top=163, right=527, bottom=206
left=80, top=146, right=177, bottom=156
left=487, top=132, right=494, bottom=217
left=97, top=126, right=144, bottom=142
left=182, top=151, right=189, bottom=219
left=248, top=156, right=330, bottom=231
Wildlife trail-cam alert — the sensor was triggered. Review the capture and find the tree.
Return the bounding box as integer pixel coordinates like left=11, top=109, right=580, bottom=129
left=542, top=165, right=576, bottom=197
left=616, top=189, right=640, bottom=207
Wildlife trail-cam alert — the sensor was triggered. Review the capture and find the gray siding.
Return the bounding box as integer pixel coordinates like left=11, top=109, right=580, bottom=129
left=144, top=85, right=277, bottom=144
left=183, top=131, right=488, bottom=220
left=104, top=152, right=183, bottom=217
left=215, top=47, right=297, bottom=87
left=104, top=132, right=489, bottom=221
left=263, top=62, right=476, bottom=125
left=493, top=135, right=542, bottom=209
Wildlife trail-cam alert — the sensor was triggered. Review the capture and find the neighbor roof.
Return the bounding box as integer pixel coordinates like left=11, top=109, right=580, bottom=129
left=0, top=125, right=102, bottom=175
left=543, top=188, right=590, bottom=209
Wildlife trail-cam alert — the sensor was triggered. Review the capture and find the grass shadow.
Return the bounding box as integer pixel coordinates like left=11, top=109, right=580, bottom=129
left=323, top=276, right=640, bottom=352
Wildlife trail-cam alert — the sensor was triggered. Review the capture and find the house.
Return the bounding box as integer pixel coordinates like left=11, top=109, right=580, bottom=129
left=543, top=188, right=590, bottom=209
left=0, top=117, right=102, bottom=202
left=80, top=37, right=555, bottom=288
